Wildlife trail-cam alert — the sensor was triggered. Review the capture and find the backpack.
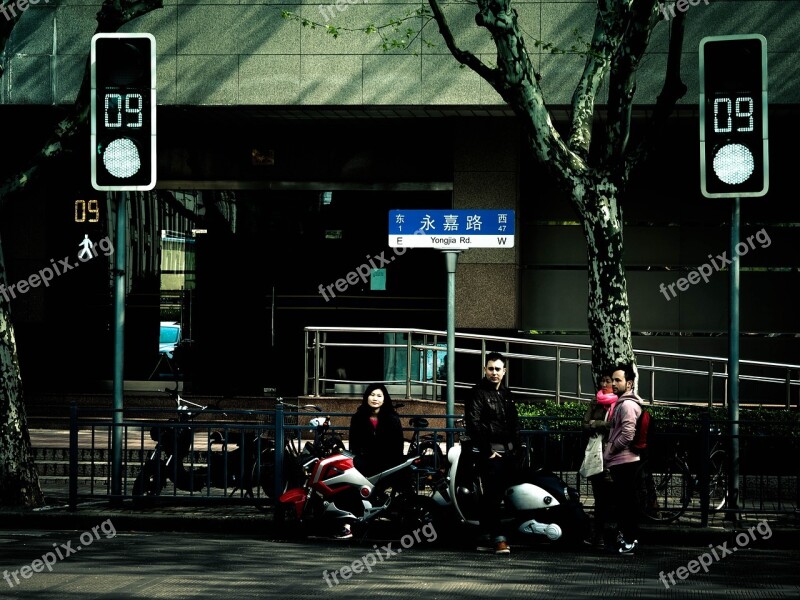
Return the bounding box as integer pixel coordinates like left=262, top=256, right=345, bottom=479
left=618, top=397, right=652, bottom=454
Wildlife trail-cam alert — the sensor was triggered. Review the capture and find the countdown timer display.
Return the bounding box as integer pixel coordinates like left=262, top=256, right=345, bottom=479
left=699, top=34, right=768, bottom=198
left=91, top=33, right=156, bottom=191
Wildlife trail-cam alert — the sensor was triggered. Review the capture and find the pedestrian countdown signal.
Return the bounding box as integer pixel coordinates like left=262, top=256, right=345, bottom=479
left=91, top=33, right=156, bottom=191
left=700, top=34, right=768, bottom=198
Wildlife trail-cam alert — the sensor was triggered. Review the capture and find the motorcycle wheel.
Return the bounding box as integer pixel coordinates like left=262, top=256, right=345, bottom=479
left=273, top=502, right=306, bottom=540
left=399, top=496, right=440, bottom=539
left=547, top=504, right=591, bottom=549
left=132, top=462, right=164, bottom=505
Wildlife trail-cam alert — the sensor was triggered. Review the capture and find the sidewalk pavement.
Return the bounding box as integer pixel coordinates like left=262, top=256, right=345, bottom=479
left=2, top=486, right=797, bottom=551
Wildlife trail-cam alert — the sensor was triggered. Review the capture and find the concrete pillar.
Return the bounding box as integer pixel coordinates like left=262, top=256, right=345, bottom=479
left=452, top=120, right=520, bottom=330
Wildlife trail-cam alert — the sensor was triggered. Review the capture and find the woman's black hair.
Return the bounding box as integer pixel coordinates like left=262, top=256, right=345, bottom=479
left=597, top=365, right=614, bottom=387
left=358, top=383, right=397, bottom=415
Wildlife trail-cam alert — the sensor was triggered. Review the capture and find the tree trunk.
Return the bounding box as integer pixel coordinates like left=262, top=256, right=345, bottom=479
left=0, top=279, right=44, bottom=507
left=574, top=173, right=635, bottom=384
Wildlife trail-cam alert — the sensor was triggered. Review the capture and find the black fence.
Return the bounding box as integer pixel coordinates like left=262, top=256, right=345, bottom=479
left=62, top=401, right=799, bottom=524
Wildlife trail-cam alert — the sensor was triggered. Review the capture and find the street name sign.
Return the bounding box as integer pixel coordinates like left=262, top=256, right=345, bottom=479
left=388, top=209, right=515, bottom=249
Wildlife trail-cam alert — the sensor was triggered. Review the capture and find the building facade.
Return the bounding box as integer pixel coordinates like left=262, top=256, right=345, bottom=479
left=1, top=1, right=798, bottom=399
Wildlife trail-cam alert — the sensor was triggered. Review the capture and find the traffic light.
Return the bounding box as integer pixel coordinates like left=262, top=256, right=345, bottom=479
left=91, top=33, right=156, bottom=191
left=700, top=34, right=768, bottom=198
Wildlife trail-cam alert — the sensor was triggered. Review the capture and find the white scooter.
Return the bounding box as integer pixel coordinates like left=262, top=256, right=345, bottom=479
left=431, top=441, right=591, bottom=548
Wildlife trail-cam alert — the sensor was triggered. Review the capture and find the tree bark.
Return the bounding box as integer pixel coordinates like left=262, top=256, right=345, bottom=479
left=575, top=173, right=635, bottom=373
left=0, top=256, right=44, bottom=506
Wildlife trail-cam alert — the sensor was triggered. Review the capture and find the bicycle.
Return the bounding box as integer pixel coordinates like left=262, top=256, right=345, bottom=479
left=396, top=404, right=446, bottom=493
left=639, top=427, right=728, bottom=524
left=132, top=386, right=275, bottom=504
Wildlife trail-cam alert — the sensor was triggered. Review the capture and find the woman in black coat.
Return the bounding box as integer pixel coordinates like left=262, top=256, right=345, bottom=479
left=348, top=383, right=405, bottom=476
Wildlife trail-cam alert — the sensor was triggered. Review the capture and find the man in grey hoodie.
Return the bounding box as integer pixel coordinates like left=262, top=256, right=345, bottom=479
left=603, top=363, right=643, bottom=554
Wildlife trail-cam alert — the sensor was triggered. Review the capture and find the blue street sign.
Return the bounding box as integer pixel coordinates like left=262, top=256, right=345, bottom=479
left=388, top=209, right=515, bottom=249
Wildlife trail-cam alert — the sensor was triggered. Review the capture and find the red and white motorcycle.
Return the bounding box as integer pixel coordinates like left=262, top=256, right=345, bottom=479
left=275, top=449, right=438, bottom=539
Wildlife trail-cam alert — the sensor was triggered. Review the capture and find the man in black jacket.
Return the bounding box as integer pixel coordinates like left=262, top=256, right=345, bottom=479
left=465, top=351, right=520, bottom=555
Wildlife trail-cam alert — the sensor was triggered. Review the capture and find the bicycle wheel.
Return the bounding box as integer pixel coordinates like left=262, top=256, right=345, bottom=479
left=132, top=462, right=165, bottom=497
left=707, top=449, right=728, bottom=511
left=640, top=456, right=690, bottom=523
left=255, top=451, right=299, bottom=501
left=412, top=439, right=446, bottom=492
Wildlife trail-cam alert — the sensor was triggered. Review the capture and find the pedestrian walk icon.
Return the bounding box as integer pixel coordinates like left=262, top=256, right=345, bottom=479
left=78, top=235, right=94, bottom=260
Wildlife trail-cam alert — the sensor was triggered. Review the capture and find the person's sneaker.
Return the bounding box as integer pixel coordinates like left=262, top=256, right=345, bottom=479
left=618, top=539, right=638, bottom=554
left=333, top=524, right=353, bottom=540
left=494, top=540, right=511, bottom=555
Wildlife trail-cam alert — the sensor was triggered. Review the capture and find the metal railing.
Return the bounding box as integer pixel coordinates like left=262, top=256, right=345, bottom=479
left=303, top=326, right=800, bottom=409
left=61, top=402, right=799, bottom=523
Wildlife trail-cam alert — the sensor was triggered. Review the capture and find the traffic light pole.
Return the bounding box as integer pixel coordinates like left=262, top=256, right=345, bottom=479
left=727, top=197, right=740, bottom=522
left=111, top=191, right=127, bottom=505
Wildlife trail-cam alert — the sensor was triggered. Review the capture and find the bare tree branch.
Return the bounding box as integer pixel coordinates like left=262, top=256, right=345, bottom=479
left=428, top=0, right=496, bottom=82
left=455, top=0, right=587, bottom=183
left=566, top=2, right=619, bottom=160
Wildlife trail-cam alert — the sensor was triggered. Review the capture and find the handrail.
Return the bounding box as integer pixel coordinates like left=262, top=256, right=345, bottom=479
left=303, top=326, right=800, bottom=409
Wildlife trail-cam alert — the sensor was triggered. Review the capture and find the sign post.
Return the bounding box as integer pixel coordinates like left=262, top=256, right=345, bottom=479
left=389, top=209, right=516, bottom=446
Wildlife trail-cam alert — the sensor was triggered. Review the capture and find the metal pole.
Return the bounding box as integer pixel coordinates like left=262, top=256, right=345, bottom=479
left=443, top=250, right=461, bottom=449
left=728, top=196, right=740, bottom=521
left=69, top=401, right=78, bottom=511
left=111, top=191, right=127, bottom=504
left=274, top=400, right=285, bottom=502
